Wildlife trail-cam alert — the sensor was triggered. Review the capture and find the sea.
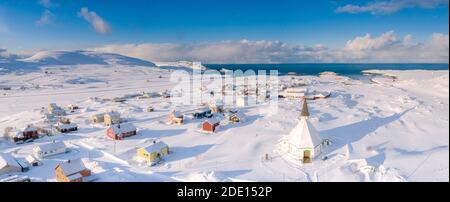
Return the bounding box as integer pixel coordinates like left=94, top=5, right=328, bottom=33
left=204, top=63, right=449, bottom=76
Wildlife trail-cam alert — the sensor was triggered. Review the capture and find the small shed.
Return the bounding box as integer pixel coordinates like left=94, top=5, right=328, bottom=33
left=106, top=123, right=137, bottom=140
left=202, top=119, right=220, bottom=133
left=25, top=155, right=42, bottom=167
left=136, top=141, right=169, bottom=165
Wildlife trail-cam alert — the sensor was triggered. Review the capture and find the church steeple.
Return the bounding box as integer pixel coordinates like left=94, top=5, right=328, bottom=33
left=300, top=98, right=309, bottom=118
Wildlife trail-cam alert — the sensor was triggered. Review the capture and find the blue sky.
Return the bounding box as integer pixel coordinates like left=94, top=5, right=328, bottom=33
left=0, top=0, right=448, bottom=63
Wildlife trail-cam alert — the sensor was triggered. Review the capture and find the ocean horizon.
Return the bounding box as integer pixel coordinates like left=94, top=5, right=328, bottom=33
left=204, top=63, right=449, bottom=76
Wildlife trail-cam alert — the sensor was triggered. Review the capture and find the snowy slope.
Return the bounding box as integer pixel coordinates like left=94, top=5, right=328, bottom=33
left=21, top=50, right=157, bottom=67
left=1, top=50, right=156, bottom=74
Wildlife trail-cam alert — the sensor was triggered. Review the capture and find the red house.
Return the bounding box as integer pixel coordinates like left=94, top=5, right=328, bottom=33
left=106, top=123, right=137, bottom=140
left=22, top=126, right=39, bottom=139
left=202, top=119, right=220, bottom=133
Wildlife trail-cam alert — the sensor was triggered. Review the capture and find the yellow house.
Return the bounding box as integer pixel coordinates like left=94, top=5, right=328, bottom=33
left=104, top=112, right=121, bottom=126
left=136, top=141, right=169, bottom=165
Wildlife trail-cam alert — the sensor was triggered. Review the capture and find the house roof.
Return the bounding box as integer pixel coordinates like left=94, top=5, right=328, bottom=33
left=0, top=153, right=21, bottom=169
left=105, top=111, right=120, bottom=118
left=25, top=155, right=40, bottom=164
left=141, top=141, right=168, bottom=153
left=92, top=113, right=105, bottom=118
left=109, top=123, right=136, bottom=134
left=204, top=118, right=220, bottom=125
left=35, top=141, right=67, bottom=152
left=8, top=130, right=23, bottom=138
left=170, top=110, right=183, bottom=118
left=288, top=117, right=322, bottom=149
left=23, top=126, right=38, bottom=132
left=56, top=123, right=77, bottom=129
left=56, top=158, right=88, bottom=177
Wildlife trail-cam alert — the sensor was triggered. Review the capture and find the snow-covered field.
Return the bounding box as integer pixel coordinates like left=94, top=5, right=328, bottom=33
left=0, top=51, right=448, bottom=182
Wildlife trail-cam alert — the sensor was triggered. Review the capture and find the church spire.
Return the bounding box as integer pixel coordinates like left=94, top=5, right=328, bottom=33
left=300, top=98, right=309, bottom=117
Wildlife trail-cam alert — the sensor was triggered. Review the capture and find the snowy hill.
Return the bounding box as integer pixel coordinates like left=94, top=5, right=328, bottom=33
left=0, top=50, right=156, bottom=73
left=21, top=50, right=156, bottom=67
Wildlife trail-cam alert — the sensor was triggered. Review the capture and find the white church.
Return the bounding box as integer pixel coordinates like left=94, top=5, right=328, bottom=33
left=280, top=99, right=323, bottom=163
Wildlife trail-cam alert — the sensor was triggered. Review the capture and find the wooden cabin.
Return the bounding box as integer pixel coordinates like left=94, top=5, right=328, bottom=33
left=202, top=119, right=220, bottom=133
left=55, top=159, right=92, bottom=182
left=106, top=123, right=137, bottom=140
left=168, top=110, right=183, bottom=125
left=136, top=141, right=169, bottom=165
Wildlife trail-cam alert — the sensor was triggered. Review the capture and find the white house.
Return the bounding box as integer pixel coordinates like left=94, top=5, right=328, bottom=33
left=280, top=99, right=323, bottom=163
left=33, top=141, right=69, bottom=159
left=282, top=87, right=307, bottom=99
left=0, top=153, right=22, bottom=175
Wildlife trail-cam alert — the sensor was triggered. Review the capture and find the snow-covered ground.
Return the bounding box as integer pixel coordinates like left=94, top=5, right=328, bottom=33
left=0, top=52, right=448, bottom=182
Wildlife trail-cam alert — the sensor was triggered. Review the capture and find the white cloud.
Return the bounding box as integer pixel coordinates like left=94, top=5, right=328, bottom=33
left=36, top=9, right=54, bottom=26
left=90, top=31, right=449, bottom=63
left=343, top=30, right=397, bottom=51
left=336, top=0, right=449, bottom=15
left=77, top=7, right=111, bottom=34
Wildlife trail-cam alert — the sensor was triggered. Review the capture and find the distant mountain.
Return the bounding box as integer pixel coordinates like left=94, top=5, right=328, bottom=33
left=20, top=50, right=156, bottom=67
left=0, top=50, right=156, bottom=73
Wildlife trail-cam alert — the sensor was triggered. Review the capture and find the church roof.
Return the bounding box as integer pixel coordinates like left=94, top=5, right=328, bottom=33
left=288, top=118, right=322, bottom=149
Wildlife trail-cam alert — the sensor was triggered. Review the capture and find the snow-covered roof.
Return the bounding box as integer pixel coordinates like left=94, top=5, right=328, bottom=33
left=57, top=158, right=87, bottom=176
left=35, top=141, right=67, bottom=152
left=204, top=118, right=220, bottom=125
left=109, top=123, right=136, bottom=134
left=0, top=153, right=21, bottom=169
left=141, top=141, right=168, bottom=153
left=67, top=173, right=83, bottom=181
left=288, top=118, right=322, bottom=149
left=8, top=130, right=23, bottom=138
left=25, top=155, right=40, bottom=164
left=170, top=110, right=183, bottom=118
left=23, top=126, right=38, bottom=132
left=56, top=123, right=77, bottom=129
left=105, top=111, right=120, bottom=118
left=92, top=113, right=105, bottom=118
